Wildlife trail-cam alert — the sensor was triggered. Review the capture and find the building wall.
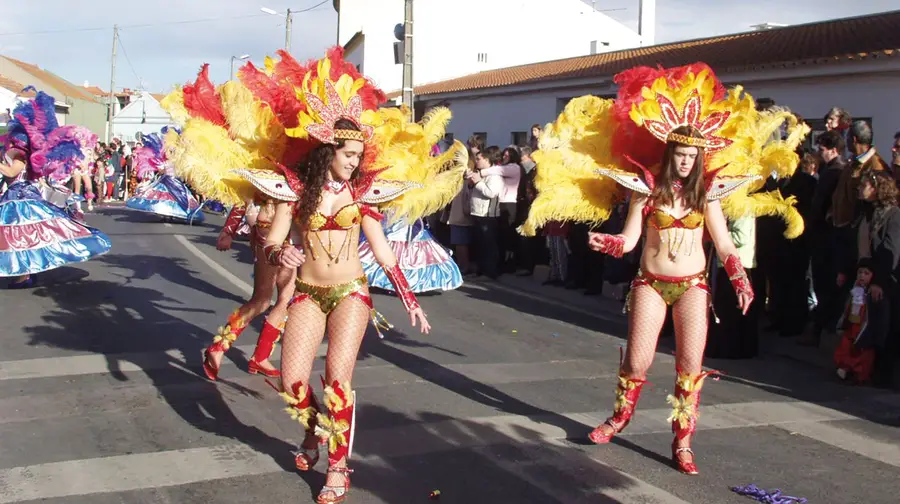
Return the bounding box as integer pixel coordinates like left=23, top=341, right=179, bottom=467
left=422, top=69, right=900, bottom=155
left=111, top=93, right=175, bottom=142
left=337, top=0, right=645, bottom=93
left=0, top=57, right=107, bottom=136
left=0, top=88, right=17, bottom=123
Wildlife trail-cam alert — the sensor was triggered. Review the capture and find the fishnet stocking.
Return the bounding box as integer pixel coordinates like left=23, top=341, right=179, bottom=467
left=622, top=285, right=668, bottom=378
left=324, top=295, right=371, bottom=490
left=597, top=284, right=667, bottom=437
left=281, top=299, right=327, bottom=449
left=672, top=287, right=709, bottom=375
left=671, top=286, right=710, bottom=462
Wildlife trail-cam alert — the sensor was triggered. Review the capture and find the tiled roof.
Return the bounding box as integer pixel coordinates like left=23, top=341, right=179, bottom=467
left=394, top=10, right=900, bottom=99
left=83, top=85, right=107, bottom=96
left=3, top=56, right=97, bottom=101
left=0, top=75, right=34, bottom=97
left=150, top=93, right=166, bottom=102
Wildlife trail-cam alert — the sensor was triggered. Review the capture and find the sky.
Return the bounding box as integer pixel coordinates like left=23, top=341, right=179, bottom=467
left=0, top=0, right=896, bottom=94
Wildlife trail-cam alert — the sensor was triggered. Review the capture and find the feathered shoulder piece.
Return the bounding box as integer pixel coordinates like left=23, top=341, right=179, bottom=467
left=362, top=106, right=467, bottom=223
left=5, top=88, right=84, bottom=181
left=522, top=63, right=810, bottom=238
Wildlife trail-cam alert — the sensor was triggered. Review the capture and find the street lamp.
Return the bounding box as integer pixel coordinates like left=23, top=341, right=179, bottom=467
left=261, top=6, right=293, bottom=52
left=230, top=54, right=251, bottom=81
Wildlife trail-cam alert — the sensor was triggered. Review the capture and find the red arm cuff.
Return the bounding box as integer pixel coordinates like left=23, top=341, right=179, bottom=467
left=383, top=263, right=420, bottom=312
left=597, top=234, right=626, bottom=258
left=221, top=205, right=247, bottom=236
left=723, top=254, right=754, bottom=302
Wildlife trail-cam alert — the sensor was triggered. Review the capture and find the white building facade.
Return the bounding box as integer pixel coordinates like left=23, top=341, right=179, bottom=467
left=416, top=58, right=900, bottom=155
left=409, top=10, right=900, bottom=155
left=334, top=0, right=655, bottom=93
left=110, top=91, right=176, bottom=143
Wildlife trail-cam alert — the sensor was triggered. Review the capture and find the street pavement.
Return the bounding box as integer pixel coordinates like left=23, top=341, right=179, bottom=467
left=1, top=206, right=899, bottom=504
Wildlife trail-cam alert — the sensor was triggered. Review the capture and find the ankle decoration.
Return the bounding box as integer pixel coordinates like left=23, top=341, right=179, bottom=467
left=280, top=382, right=320, bottom=431
left=211, top=309, right=247, bottom=351
left=666, top=370, right=718, bottom=439
left=612, top=373, right=647, bottom=421
left=315, top=379, right=355, bottom=466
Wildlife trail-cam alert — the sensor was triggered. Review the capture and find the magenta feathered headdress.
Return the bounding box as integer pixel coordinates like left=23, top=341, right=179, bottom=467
left=6, top=88, right=86, bottom=180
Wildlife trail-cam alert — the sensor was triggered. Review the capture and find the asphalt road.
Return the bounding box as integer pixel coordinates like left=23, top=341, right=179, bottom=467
left=1, top=206, right=898, bottom=504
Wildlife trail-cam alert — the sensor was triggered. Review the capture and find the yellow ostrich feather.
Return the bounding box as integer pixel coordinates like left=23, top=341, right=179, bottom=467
left=161, top=80, right=289, bottom=206
left=166, top=118, right=259, bottom=206
left=369, top=106, right=468, bottom=222
left=219, top=80, right=288, bottom=166
left=721, top=190, right=805, bottom=239
left=160, top=88, right=190, bottom=128
left=520, top=95, right=622, bottom=236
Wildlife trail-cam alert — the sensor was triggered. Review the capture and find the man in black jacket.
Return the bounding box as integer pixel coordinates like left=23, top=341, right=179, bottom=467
left=802, top=131, right=847, bottom=345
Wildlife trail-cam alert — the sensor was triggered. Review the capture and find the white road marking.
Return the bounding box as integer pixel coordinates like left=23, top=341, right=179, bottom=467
left=173, top=234, right=253, bottom=295
left=1, top=397, right=895, bottom=502
left=0, top=344, right=327, bottom=381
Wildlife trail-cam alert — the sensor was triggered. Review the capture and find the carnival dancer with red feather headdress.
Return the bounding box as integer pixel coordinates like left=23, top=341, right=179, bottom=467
left=0, top=90, right=112, bottom=288
left=164, top=48, right=466, bottom=502
left=522, top=64, right=809, bottom=474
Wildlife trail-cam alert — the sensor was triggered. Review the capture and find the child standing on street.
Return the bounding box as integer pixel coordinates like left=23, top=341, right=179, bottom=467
left=834, top=260, right=876, bottom=384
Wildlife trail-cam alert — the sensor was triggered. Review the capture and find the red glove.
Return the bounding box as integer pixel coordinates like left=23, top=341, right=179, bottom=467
left=221, top=205, right=247, bottom=237
left=384, top=263, right=420, bottom=312
left=724, top=254, right=754, bottom=302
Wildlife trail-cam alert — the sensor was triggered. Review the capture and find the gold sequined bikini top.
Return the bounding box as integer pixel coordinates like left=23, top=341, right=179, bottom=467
left=303, top=203, right=363, bottom=232
left=647, top=207, right=704, bottom=231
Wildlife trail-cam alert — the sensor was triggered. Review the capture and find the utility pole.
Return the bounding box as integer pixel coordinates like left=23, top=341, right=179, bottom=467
left=107, top=25, right=118, bottom=143
left=402, top=0, right=414, bottom=121
left=285, top=8, right=293, bottom=52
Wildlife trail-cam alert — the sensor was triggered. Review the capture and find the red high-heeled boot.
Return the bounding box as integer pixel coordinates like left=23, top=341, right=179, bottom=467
left=667, top=369, right=717, bottom=475
left=202, top=309, right=248, bottom=381
left=589, top=372, right=648, bottom=444
left=315, top=379, right=355, bottom=504
left=248, top=318, right=282, bottom=378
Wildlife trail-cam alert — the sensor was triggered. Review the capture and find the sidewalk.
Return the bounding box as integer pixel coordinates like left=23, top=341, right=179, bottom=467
left=472, top=265, right=898, bottom=387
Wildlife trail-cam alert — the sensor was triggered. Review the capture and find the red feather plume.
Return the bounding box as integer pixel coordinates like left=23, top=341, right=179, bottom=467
left=182, top=64, right=227, bottom=127
left=238, top=61, right=303, bottom=128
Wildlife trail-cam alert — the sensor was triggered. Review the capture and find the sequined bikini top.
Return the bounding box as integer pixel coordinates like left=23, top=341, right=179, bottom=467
left=304, top=202, right=363, bottom=232
left=647, top=207, right=704, bottom=230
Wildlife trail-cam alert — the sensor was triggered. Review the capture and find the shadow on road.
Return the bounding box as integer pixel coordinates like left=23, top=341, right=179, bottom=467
left=456, top=280, right=900, bottom=430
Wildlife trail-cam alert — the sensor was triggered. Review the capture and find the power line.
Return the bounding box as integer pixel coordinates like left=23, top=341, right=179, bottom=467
left=116, top=33, right=143, bottom=89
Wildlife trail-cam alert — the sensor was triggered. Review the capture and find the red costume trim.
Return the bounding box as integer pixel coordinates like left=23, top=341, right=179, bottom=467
left=723, top=254, right=754, bottom=303
left=221, top=205, right=246, bottom=237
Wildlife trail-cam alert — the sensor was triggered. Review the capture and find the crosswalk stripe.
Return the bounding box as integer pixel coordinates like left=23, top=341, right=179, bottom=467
left=0, top=344, right=327, bottom=381
left=2, top=396, right=894, bottom=502
left=0, top=444, right=280, bottom=503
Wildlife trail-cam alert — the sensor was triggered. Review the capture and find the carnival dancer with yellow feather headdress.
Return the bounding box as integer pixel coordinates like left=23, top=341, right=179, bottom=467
left=166, top=48, right=462, bottom=503
left=522, top=63, right=809, bottom=475
left=162, top=64, right=295, bottom=381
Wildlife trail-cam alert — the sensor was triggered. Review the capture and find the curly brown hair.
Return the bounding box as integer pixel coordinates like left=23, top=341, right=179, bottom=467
left=292, top=118, right=363, bottom=231
left=862, top=170, right=898, bottom=208
left=650, top=125, right=707, bottom=212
